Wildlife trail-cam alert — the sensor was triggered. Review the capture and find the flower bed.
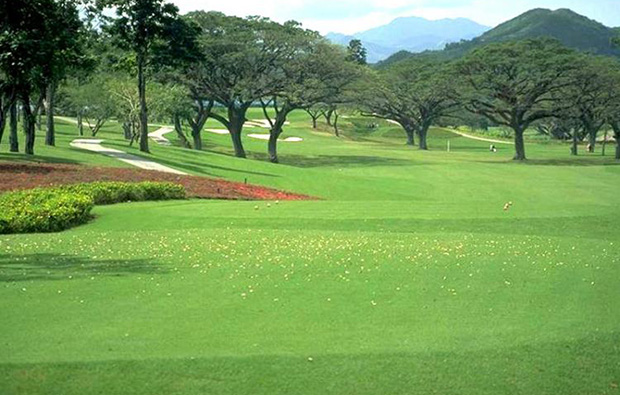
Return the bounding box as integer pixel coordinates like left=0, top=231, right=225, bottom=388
left=0, top=162, right=313, bottom=201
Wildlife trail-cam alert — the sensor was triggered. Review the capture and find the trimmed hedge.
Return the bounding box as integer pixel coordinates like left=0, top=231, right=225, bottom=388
left=0, top=182, right=186, bottom=234
left=0, top=189, right=94, bottom=234
left=59, top=181, right=186, bottom=205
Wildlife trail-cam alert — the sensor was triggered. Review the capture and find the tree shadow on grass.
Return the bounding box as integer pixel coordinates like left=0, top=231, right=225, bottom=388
left=0, top=154, right=83, bottom=166
left=144, top=155, right=280, bottom=178
left=1, top=333, right=617, bottom=394
left=250, top=153, right=418, bottom=168
left=0, top=253, right=166, bottom=283
left=474, top=158, right=620, bottom=167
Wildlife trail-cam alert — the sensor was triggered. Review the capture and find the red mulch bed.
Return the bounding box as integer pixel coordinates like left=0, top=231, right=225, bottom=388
left=0, top=162, right=313, bottom=201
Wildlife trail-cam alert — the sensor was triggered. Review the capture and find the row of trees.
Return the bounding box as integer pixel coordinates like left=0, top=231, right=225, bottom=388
left=1, top=0, right=619, bottom=162
left=0, top=0, right=85, bottom=154
left=364, top=38, right=620, bottom=160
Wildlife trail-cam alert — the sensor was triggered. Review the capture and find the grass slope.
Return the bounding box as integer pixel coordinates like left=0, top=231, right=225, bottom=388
left=1, top=111, right=619, bottom=394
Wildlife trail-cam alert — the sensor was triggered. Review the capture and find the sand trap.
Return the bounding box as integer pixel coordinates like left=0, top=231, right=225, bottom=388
left=70, top=139, right=187, bottom=175
left=247, top=134, right=304, bottom=142
left=206, top=128, right=303, bottom=142
left=245, top=119, right=291, bottom=129
left=148, top=127, right=173, bottom=145
left=205, top=129, right=231, bottom=135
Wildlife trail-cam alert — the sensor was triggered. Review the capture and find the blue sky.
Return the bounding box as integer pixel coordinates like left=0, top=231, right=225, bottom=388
left=170, top=0, right=620, bottom=34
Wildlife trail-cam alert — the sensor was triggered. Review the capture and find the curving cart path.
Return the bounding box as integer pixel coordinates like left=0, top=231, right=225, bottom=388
left=70, top=139, right=187, bottom=175
left=148, top=127, right=174, bottom=145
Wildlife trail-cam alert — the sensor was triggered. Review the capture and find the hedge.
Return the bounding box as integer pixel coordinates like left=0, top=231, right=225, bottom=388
left=0, top=182, right=186, bottom=234
left=59, top=181, right=185, bottom=205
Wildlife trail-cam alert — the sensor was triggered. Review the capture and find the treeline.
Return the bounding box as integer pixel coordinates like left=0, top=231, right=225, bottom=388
left=1, top=0, right=619, bottom=162
left=366, top=38, right=620, bottom=160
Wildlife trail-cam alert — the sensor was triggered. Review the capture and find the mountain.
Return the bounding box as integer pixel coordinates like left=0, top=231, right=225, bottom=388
left=325, top=33, right=397, bottom=62
left=379, top=8, right=620, bottom=67
left=325, top=17, right=490, bottom=63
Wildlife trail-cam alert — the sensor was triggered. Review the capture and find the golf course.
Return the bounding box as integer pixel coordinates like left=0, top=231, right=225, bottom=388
left=1, top=111, right=619, bottom=394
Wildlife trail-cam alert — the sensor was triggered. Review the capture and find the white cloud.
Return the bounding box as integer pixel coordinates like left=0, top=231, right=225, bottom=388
left=169, top=0, right=620, bottom=34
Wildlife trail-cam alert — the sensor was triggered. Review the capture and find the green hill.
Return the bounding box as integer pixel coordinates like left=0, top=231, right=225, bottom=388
left=379, top=8, right=620, bottom=67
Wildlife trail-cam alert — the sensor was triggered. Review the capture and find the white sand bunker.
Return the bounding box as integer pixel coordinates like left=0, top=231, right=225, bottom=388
left=148, top=127, right=173, bottom=145
left=205, top=124, right=303, bottom=142
left=205, top=129, right=231, bottom=135
left=247, top=134, right=303, bottom=142
left=245, top=119, right=291, bottom=129
left=70, top=139, right=187, bottom=175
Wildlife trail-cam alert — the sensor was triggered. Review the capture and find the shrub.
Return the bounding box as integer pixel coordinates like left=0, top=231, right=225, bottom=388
left=0, top=189, right=94, bottom=234
left=60, top=181, right=186, bottom=205
left=0, top=182, right=186, bottom=234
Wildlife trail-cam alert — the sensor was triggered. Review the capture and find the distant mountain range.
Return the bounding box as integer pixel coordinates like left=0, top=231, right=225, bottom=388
left=378, top=8, right=620, bottom=66
left=326, top=17, right=490, bottom=63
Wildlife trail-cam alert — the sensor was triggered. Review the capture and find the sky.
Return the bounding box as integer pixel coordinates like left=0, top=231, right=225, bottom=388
left=169, top=0, right=620, bottom=35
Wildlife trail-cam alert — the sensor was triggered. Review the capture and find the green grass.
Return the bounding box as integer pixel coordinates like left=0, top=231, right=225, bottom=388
left=0, top=111, right=619, bottom=394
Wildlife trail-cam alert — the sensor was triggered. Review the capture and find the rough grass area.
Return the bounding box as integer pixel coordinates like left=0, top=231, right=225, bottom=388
left=0, top=162, right=313, bottom=201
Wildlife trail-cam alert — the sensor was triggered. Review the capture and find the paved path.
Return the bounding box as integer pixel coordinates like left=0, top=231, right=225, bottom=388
left=386, top=119, right=514, bottom=146
left=70, top=139, right=187, bottom=175
left=148, top=127, right=173, bottom=145
left=447, top=130, right=514, bottom=145
left=55, top=116, right=79, bottom=125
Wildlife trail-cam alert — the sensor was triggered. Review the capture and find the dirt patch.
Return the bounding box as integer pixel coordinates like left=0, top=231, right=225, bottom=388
left=0, top=162, right=313, bottom=201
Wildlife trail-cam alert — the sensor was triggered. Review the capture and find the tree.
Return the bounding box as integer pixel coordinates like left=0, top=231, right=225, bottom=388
left=360, top=59, right=459, bottom=149
left=606, top=64, right=620, bottom=160
left=561, top=56, right=620, bottom=155
left=346, top=39, right=367, bottom=65
left=186, top=12, right=302, bottom=158
left=99, top=0, right=198, bottom=153
left=149, top=82, right=194, bottom=148
left=40, top=0, right=85, bottom=147
left=456, top=38, right=580, bottom=160
left=61, top=76, right=116, bottom=136
left=106, top=74, right=141, bottom=143
left=0, top=0, right=53, bottom=155
left=305, top=105, right=324, bottom=129
left=260, top=40, right=359, bottom=163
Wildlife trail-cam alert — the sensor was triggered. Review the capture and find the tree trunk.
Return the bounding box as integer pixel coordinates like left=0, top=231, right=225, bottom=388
left=268, top=113, right=289, bottom=164
left=190, top=119, right=204, bottom=151
left=228, top=109, right=246, bottom=158
left=0, top=103, right=5, bottom=146
left=418, top=125, right=429, bottom=150
left=192, top=130, right=203, bottom=150
left=311, top=115, right=318, bottom=129
left=268, top=131, right=279, bottom=163
left=612, top=123, right=620, bottom=160
left=9, top=101, right=18, bottom=152
left=588, top=131, right=597, bottom=153
left=45, top=83, right=56, bottom=146
left=122, top=121, right=131, bottom=140
left=571, top=130, right=578, bottom=156
left=22, top=97, right=36, bottom=155
left=513, top=125, right=526, bottom=160
left=77, top=111, right=84, bottom=136
left=137, top=55, right=149, bottom=153
left=333, top=112, right=340, bottom=137
left=172, top=115, right=192, bottom=149
left=36, top=106, right=42, bottom=131
left=402, top=122, right=415, bottom=146
left=325, top=109, right=334, bottom=126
